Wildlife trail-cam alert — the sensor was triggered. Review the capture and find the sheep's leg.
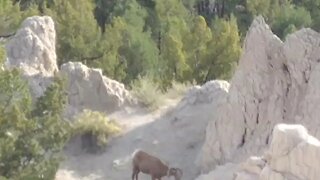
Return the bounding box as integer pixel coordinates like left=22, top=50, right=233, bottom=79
left=131, top=171, right=136, bottom=180
left=132, top=166, right=139, bottom=180
left=132, top=171, right=139, bottom=180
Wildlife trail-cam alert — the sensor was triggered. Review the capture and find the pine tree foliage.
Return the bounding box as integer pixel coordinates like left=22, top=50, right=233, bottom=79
left=0, top=69, right=70, bottom=180
left=0, top=0, right=38, bottom=36
left=199, top=15, right=241, bottom=83
left=44, top=0, right=101, bottom=65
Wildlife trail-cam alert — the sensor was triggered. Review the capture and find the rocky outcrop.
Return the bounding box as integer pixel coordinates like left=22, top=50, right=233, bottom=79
left=196, top=124, right=320, bottom=180
left=60, top=62, right=136, bottom=117
left=197, top=15, right=320, bottom=172
left=5, top=16, right=58, bottom=98
left=236, top=124, right=320, bottom=180
left=175, top=80, right=230, bottom=109
left=4, top=16, right=137, bottom=116
left=258, top=124, right=320, bottom=180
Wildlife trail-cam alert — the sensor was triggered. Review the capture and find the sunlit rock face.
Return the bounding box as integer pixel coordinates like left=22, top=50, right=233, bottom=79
left=5, top=16, right=58, bottom=98
left=197, top=15, right=320, bottom=174
left=60, top=62, right=137, bottom=117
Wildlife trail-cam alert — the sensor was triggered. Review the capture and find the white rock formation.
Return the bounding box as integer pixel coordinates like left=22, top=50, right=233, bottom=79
left=196, top=124, right=320, bottom=180
left=60, top=62, right=136, bottom=117
left=197, top=15, right=320, bottom=173
left=4, top=15, right=136, bottom=116
left=5, top=16, right=58, bottom=97
left=176, top=80, right=230, bottom=109
left=258, top=124, right=320, bottom=180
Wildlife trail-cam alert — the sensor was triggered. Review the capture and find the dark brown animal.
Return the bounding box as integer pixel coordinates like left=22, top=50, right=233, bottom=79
left=131, top=149, right=183, bottom=180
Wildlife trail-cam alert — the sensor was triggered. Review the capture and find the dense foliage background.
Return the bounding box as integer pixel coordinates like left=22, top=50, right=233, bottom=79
left=0, top=0, right=319, bottom=179
left=2, top=0, right=319, bottom=89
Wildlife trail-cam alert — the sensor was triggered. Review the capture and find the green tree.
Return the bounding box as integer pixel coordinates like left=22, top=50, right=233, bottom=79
left=0, top=0, right=21, bottom=36
left=154, top=0, right=190, bottom=87
left=45, top=0, right=102, bottom=65
left=0, top=69, right=69, bottom=179
left=246, top=0, right=312, bottom=39
left=0, top=0, right=38, bottom=37
left=291, top=0, right=320, bottom=31
left=12, top=0, right=54, bottom=12
left=247, top=0, right=271, bottom=17
left=93, top=0, right=117, bottom=33
left=114, top=0, right=159, bottom=84
left=92, top=0, right=160, bottom=84
left=91, top=17, right=127, bottom=81
left=199, top=15, right=241, bottom=83
left=161, top=32, right=188, bottom=83
left=184, top=15, right=212, bottom=81
left=271, top=4, right=312, bottom=39
left=32, top=74, right=67, bottom=117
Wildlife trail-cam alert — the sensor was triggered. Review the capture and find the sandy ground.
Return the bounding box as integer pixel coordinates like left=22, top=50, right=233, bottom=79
left=55, top=98, right=214, bottom=180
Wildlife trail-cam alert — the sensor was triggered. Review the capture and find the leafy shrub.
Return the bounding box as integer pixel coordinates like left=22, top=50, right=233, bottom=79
left=0, top=68, right=70, bottom=180
left=164, top=80, right=194, bottom=99
left=72, top=110, right=121, bottom=152
left=130, top=75, right=165, bottom=110
left=130, top=75, right=196, bottom=110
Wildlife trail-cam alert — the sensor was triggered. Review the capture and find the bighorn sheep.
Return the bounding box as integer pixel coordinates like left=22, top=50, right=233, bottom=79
left=131, top=149, right=183, bottom=180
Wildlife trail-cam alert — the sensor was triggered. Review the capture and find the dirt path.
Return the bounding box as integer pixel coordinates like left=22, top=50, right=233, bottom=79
left=56, top=98, right=214, bottom=180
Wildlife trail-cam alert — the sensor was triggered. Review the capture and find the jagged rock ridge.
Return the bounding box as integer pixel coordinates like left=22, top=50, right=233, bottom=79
left=197, top=15, right=320, bottom=174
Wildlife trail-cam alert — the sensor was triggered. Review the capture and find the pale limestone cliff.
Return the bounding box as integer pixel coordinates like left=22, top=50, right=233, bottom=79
left=175, top=80, right=229, bottom=109
left=197, top=15, right=320, bottom=173
left=60, top=62, right=136, bottom=117
left=5, top=16, right=58, bottom=98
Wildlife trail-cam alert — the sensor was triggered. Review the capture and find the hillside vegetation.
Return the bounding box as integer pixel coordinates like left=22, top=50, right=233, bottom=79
left=1, top=0, right=319, bottom=89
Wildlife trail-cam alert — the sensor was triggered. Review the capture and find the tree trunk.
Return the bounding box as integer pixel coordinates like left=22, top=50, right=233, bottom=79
left=158, top=31, right=162, bottom=55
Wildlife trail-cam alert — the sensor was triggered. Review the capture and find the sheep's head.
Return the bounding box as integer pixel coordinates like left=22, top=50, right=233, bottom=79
left=168, top=167, right=183, bottom=180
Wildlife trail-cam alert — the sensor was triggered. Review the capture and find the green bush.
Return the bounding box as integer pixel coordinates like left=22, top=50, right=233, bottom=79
left=130, top=75, right=195, bottom=110
left=0, top=68, right=70, bottom=180
left=130, top=75, right=166, bottom=110
left=164, top=80, right=194, bottom=99
left=72, top=110, right=121, bottom=152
